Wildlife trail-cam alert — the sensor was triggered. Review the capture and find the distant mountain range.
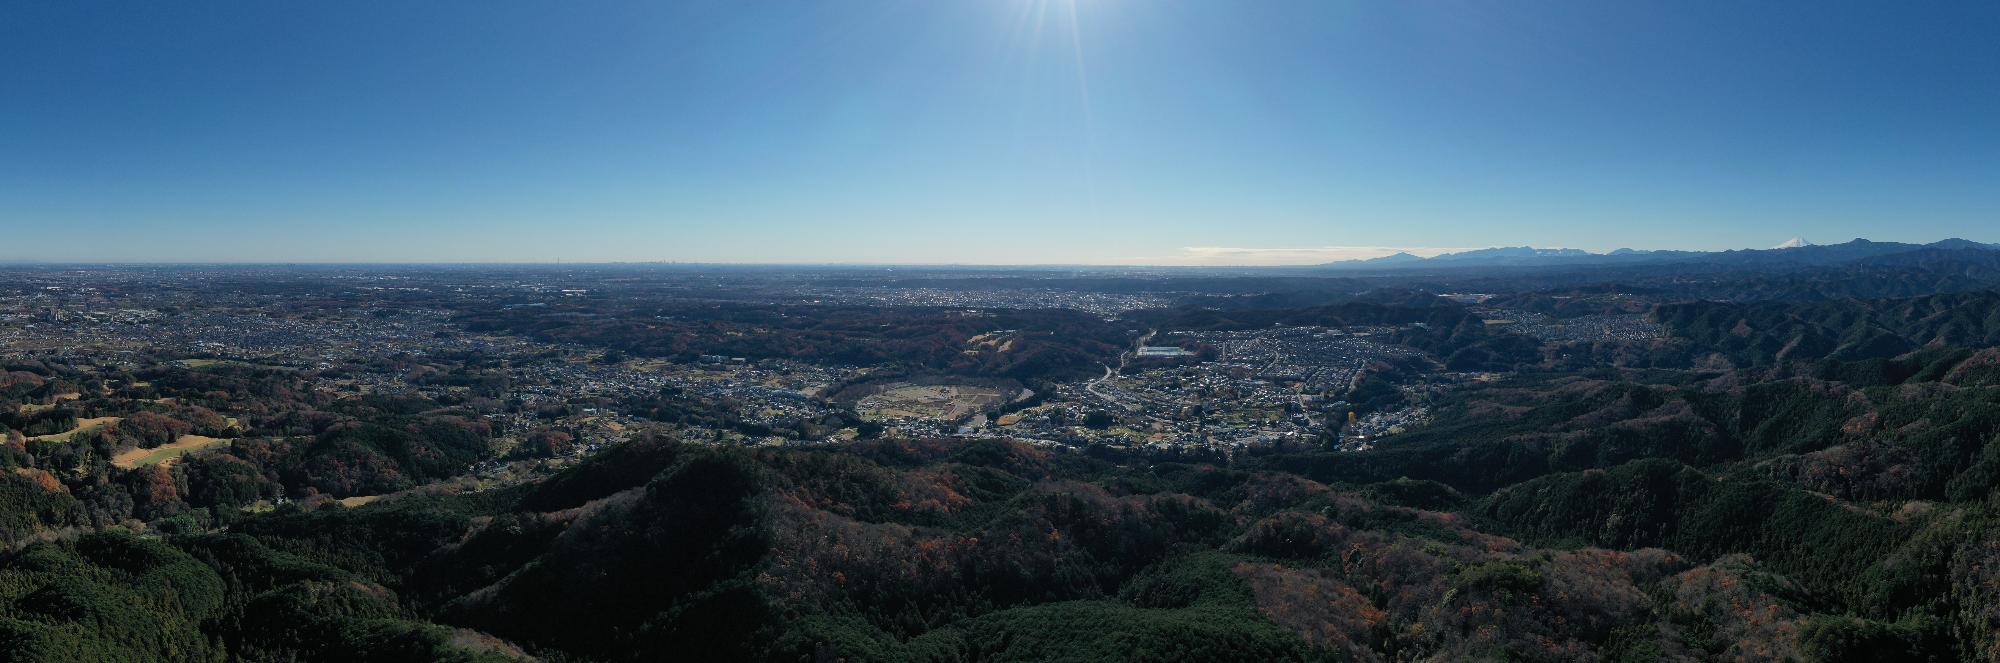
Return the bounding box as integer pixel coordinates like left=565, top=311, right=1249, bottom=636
left=1322, top=238, right=2000, bottom=271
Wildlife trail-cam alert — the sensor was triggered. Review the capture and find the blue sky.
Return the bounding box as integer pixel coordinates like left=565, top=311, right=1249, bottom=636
left=4, top=1, right=1997, bottom=264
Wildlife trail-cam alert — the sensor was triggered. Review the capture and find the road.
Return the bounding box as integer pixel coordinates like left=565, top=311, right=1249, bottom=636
left=1086, top=329, right=1155, bottom=412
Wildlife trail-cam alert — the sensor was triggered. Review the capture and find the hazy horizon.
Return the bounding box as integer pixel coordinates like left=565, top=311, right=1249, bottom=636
left=3, top=234, right=1992, bottom=268
left=6, top=1, right=1998, bottom=264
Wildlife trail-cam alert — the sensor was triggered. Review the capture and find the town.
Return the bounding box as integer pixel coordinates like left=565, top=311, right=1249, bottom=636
left=1, top=266, right=1469, bottom=474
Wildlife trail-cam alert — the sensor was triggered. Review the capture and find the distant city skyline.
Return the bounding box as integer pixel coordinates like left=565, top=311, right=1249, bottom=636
left=5, top=1, right=1998, bottom=264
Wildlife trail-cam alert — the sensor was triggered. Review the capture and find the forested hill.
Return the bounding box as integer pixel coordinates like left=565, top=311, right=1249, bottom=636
left=17, top=267, right=2000, bottom=660
left=20, top=348, right=2000, bottom=661
left=457, top=303, right=1131, bottom=382
left=1657, top=291, right=2000, bottom=366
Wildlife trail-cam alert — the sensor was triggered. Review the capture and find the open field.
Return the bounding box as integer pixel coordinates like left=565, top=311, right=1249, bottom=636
left=29, top=416, right=123, bottom=444
left=16, top=392, right=82, bottom=415
left=338, top=495, right=383, bottom=507
left=111, top=435, right=231, bottom=469
left=856, top=384, right=1011, bottom=421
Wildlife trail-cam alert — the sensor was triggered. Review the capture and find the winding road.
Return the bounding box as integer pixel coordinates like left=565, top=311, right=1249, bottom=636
left=1086, top=329, right=1155, bottom=412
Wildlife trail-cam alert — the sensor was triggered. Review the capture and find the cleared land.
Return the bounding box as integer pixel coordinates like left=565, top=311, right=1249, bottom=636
left=856, top=384, right=1010, bottom=421
left=111, top=434, right=231, bottom=469
left=29, top=416, right=123, bottom=443
left=16, top=392, right=82, bottom=415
